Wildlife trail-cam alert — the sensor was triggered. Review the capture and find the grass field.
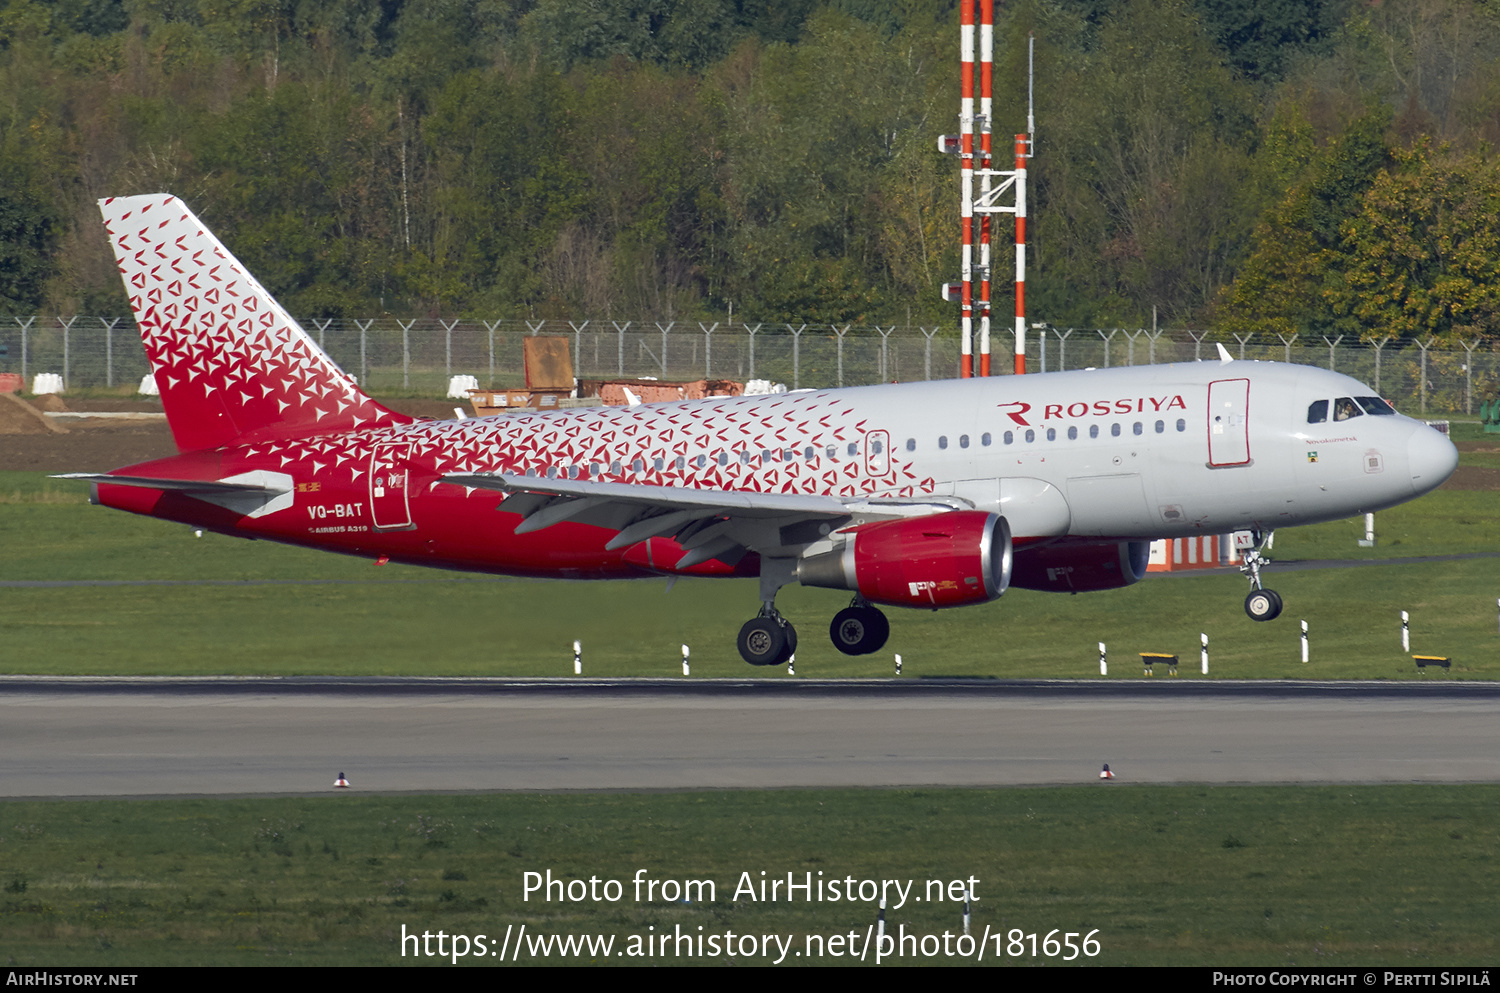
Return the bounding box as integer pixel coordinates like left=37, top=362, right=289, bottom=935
left=2, top=786, right=1497, bottom=967
left=1, top=470, right=1496, bottom=678
left=3, top=433, right=1498, bottom=969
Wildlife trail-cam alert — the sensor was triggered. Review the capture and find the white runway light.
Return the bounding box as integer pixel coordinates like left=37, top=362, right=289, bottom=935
left=573, top=640, right=581, bottom=675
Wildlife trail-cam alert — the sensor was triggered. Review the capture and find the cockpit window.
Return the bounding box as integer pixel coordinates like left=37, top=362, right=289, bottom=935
left=1307, top=400, right=1328, bottom=424
left=1333, top=397, right=1362, bottom=421
left=1356, top=396, right=1396, bottom=415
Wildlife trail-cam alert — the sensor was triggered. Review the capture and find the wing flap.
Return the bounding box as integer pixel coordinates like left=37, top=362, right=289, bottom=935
left=446, top=472, right=853, bottom=518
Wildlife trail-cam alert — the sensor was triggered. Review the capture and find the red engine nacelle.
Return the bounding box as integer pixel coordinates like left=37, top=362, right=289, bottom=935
left=797, top=511, right=1012, bottom=609
left=1009, top=541, right=1151, bottom=593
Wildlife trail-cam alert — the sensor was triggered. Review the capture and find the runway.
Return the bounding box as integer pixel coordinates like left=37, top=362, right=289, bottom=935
left=3, top=678, right=1496, bottom=797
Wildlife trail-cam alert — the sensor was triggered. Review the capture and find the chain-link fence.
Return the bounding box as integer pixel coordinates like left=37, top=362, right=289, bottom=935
left=2, top=316, right=1495, bottom=415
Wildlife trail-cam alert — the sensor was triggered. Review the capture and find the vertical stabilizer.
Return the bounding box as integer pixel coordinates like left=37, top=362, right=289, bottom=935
left=100, top=194, right=410, bottom=452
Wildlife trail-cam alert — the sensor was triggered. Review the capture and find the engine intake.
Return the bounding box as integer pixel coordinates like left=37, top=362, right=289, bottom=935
left=797, top=511, right=1011, bottom=608
left=1009, top=540, right=1151, bottom=593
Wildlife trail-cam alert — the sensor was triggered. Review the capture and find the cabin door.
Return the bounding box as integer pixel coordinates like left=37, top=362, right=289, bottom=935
left=1207, top=379, right=1251, bottom=467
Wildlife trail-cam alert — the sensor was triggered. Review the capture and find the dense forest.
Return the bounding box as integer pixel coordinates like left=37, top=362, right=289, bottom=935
left=3, top=0, right=1500, bottom=346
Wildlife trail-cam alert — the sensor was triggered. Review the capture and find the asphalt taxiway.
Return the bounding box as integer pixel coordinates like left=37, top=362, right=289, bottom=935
left=2, top=677, right=1496, bottom=797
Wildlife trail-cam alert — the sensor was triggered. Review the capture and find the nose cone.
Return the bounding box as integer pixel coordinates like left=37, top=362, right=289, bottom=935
left=1407, top=424, right=1459, bottom=496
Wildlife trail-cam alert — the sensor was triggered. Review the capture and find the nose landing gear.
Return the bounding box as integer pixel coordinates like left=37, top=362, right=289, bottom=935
left=1238, top=530, right=1282, bottom=621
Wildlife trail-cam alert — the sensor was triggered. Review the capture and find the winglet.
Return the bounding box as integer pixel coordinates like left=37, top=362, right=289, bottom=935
left=1216, top=343, right=1233, bottom=364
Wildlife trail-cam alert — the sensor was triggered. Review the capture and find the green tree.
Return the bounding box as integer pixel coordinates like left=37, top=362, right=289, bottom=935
left=1330, top=142, right=1500, bottom=341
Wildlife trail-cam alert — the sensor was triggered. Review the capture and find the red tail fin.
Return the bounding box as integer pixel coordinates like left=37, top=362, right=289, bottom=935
left=100, top=194, right=410, bottom=451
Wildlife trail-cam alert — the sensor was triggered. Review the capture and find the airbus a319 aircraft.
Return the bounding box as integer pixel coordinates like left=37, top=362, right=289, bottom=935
left=65, top=195, right=1459, bottom=666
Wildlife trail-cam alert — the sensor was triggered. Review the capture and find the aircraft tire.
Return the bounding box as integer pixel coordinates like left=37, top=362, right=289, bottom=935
left=1244, top=589, right=1283, bottom=622
left=830, top=606, right=890, bottom=655
left=738, top=617, right=790, bottom=666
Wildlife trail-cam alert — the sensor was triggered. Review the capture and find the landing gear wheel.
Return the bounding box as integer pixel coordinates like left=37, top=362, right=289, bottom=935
left=738, top=616, right=795, bottom=666
left=1244, top=589, right=1283, bottom=622
left=829, top=605, right=891, bottom=655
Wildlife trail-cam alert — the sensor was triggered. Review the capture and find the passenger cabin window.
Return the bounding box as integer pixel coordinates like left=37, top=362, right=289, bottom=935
left=872, top=440, right=884, bottom=454
left=905, top=438, right=916, bottom=452
left=1333, top=397, right=1362, bottom=422
left=959, top=434, right=970, bottom=448
left=981, top=433, right=991, bottom=446
left=1003, top=431, right=1014, bottom=445
left=1307, top=400, right=1328, bottom=424
left=1089, top=425, right=1099, bottom=439
left=1111, top=423, right=1121, bottom=437
left=1024, top=429, right=1035, bottom=443
left=938, top=436, right=948, bottom=450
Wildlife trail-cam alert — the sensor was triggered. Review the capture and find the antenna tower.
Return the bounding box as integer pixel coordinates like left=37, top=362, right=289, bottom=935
left=941, top=11, right=1034, bottom=377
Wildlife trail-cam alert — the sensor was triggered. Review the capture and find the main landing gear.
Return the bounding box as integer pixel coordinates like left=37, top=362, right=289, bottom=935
left=1238, top=530, right=1283, bottom=622
left=736, top=560, right=896, bottom=666
left=737, top=609, right=798, bottom=666
left=738, top=558, right=800, bottom=666
left=829, top=597, right=890, bottom=656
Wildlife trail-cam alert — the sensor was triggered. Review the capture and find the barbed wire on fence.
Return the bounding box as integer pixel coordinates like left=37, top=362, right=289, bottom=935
left=2, top=316, right=1496, bottom=415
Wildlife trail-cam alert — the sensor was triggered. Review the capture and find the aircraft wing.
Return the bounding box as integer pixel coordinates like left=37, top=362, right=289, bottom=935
left=445, top=472, right=969, bottom=568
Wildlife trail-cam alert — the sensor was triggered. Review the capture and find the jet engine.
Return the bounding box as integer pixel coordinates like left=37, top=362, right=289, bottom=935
left=1009, top=540, right=1151, bottom=593
left=797, top=511, right=1011, bottom=608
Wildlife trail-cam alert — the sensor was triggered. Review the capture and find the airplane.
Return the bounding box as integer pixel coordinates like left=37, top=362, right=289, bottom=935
left=62, top=194, right=1459, bottom=666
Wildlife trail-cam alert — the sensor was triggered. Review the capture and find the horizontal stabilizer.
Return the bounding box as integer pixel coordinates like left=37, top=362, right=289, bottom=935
left=55, top=470, right=294, bottom=519
left=53, top=472, right=285, bottom=496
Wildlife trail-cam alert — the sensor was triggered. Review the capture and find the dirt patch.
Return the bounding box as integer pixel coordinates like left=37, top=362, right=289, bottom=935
left=29, top=393, right=68, bottom=412
left=0, top=397, right=465, bottom=472
left=0, top=420, right=172, bottom=472
left=53, top=398, right=164, bottom=413
left=1441, top=466, right=1500, bottom=491
left=0, top=394, right=67, bottom=436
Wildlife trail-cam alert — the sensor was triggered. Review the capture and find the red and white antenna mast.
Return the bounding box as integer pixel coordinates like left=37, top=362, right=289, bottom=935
left=958, top=0, right=976, bottom=378
left=942, top=24, right=1034, bottom=377
left=977, top=0, right=994, bottom=377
